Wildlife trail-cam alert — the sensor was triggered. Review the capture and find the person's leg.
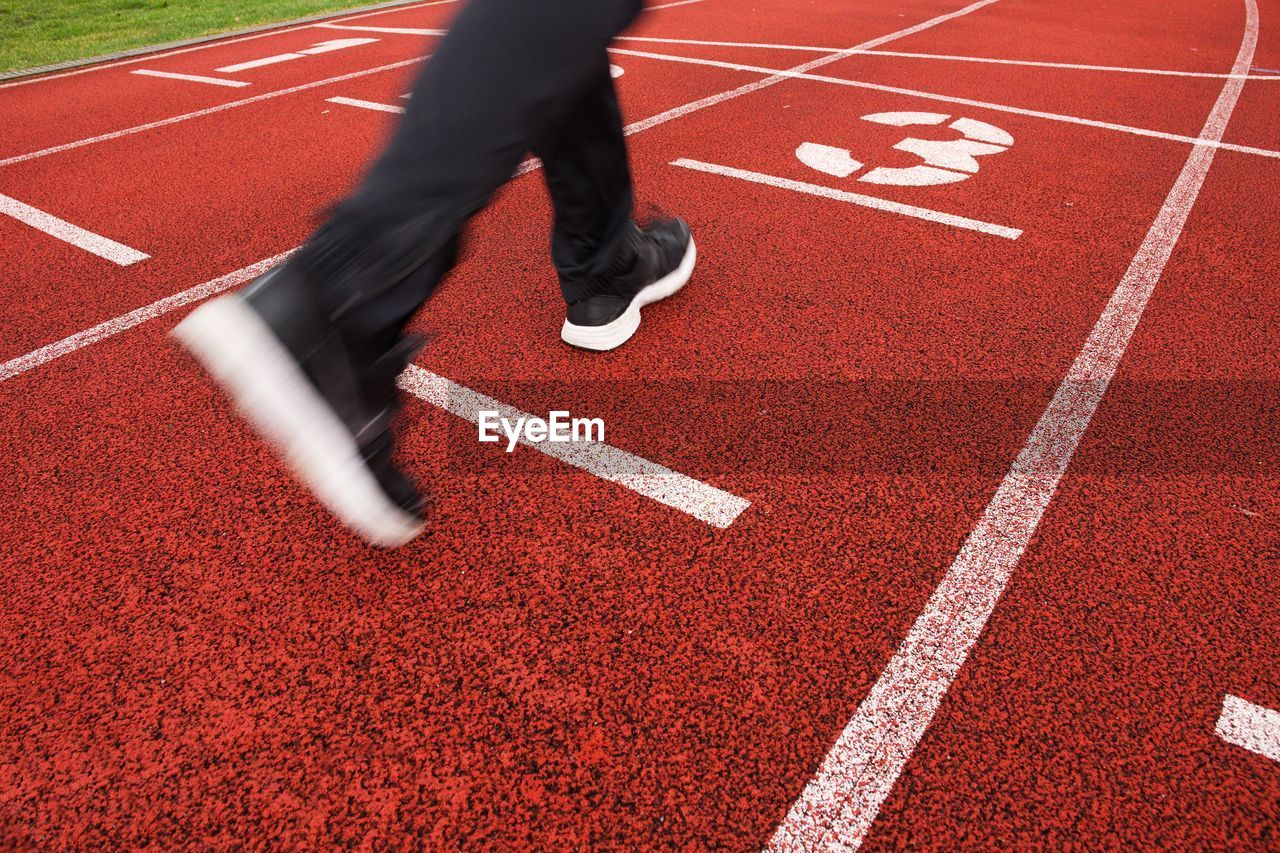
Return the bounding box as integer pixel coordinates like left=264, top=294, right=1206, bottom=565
left=530, top=57, right=635, bottom=306
left=531, top=56, right=698, bottom=352
left=296, top=0, right=645, bottom=354
left=174, top=0, right=644, bottom=546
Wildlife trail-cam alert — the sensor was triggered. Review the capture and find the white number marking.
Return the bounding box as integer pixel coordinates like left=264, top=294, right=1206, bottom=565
left=796, top=111, right=1013, bottom=187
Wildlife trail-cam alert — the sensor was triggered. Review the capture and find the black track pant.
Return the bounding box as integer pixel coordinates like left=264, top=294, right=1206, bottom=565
left=293, top=0, right=645, bottom=350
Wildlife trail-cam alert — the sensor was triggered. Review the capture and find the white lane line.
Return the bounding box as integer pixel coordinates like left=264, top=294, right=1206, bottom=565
left=0, top=58, right=424, bottom=168
left=0, top=193, right=149, bottom=266
left=0, top=253, right=290, bottom=382
left=858, top=48, right=1280, bottom=80
left=647, top=0, right=704, bottom=8
left=398, top=366, right=750, bottom=527
left=768, top=0, right=1259, bottom=848
left=0, top=249, right=749, bottom=527
left=613, top=35, right=1280, bottom=80
left=327, top=95, right=406, bottom=113
left=0, top=0, right=455, bottom=90
left=671, top=158, right=1021, bottom=239
left=610, top=47, right=1280, bottom=161
left=130, top=69, right=251, bottom=87
left=314, top=23, right=447, bottom=35
left=1216, top=695, right=1280, bottom=763
left=620, top=0, right=1001, bottom=137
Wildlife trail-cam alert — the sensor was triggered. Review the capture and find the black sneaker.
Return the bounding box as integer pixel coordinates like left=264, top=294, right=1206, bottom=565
left=171, top=263, right=425, bottom=547
left=560, top=218, right=696, bottom=351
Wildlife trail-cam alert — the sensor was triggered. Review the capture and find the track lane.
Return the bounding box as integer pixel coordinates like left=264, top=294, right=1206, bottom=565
left=860, top=146, right=1280, bottom=848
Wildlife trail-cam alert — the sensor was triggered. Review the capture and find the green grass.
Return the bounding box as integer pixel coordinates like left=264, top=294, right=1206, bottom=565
left=0, top=0, right=375, bottom=73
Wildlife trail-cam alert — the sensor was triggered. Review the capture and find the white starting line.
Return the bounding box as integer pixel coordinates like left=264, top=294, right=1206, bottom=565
left=327, top=95, right=405, bottom=113
left=1216, top=694, right=1280, bottom=763
left=130, top=69, right=250, bottom=88
left=0, top=193, right=149, bottom=266
left=398, top=366, right=750, bottom=528
left=672, top=158, right=1022, bottom=239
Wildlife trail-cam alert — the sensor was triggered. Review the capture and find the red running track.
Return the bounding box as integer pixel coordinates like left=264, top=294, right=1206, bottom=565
left=0, top=0, right=1277, bottom=847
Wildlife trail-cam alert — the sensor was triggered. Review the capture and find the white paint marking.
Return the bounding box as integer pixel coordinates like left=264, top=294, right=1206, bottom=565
left=218, top=53, right=307, bottom=73
left=0, top=250, right=748, bottom=527
left=216, top=37, right=378, bottom=73
left=611, top=35, right=1280, bottom=79
left=768, top=0, right=1259, bottom=848
left=672, top=158, right=1021, bottom=239
left=0, top=58, right=424, bottom=167
left=620, top=0, right=1001, bottom=137
left=0, top=0, right=454, bottom=90
left=130, top=69, right=250, bottom=87
left=609, top=47, right=1280, bottom=161
left=327, top=95, right=405, bottom=114
left=0, top=253, right=290, bottom=382
left=610, top=64, right=625, bottom=78
left=0, top=194, right=149, bottom=266
left=796, top=142, right=863, bottom=178
left=397, top=366, right=750, bottom=527
left=314, top=23, right=447, bottom=35
left=646, top=0, right=704, bottom=9
left=858, top=48, right=1280, bottom=80
left=300, top=37, right=379, bottom=54
left=1216, top=695, right=1280, bottom=763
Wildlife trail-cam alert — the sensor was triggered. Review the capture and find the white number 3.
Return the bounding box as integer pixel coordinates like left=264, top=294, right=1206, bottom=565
left=797, top=112, right=1013, bottom=187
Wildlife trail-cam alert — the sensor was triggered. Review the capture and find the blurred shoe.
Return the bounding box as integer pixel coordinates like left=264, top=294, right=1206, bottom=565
left=172, top=264, right=424, bottom=547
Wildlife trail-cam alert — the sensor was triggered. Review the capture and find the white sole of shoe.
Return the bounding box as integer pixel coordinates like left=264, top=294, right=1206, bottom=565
left=172, top=294, right=424, bottom=548
left=560, top=236, right=697, bottom=352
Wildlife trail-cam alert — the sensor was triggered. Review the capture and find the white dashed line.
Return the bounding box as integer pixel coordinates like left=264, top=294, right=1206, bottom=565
left=768, top=0, right=1259, bottom=848
left=1216, top=694, right=1280, bottom=763
left=671, top=158, right=1021, bottom=239
left=0, top=194, right=149, bottom=266
left=130, top=69, right=251, bottom=87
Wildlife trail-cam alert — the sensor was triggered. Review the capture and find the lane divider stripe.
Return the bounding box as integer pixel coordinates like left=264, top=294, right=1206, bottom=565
left=672, top=158, right=1022, bottom=239
left=398, top=366, right=751, bottom=528
left=315, top=23, right=447, bottom=35
left=0, top=254, right=288, bottom=383
left=767, top=0, right=1260, bottom=847
left=608, top=47, right=1280, bottom=161
left=613, top=35, right=1280, bottom=80
left=0, top=193, right=149, bottom=266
